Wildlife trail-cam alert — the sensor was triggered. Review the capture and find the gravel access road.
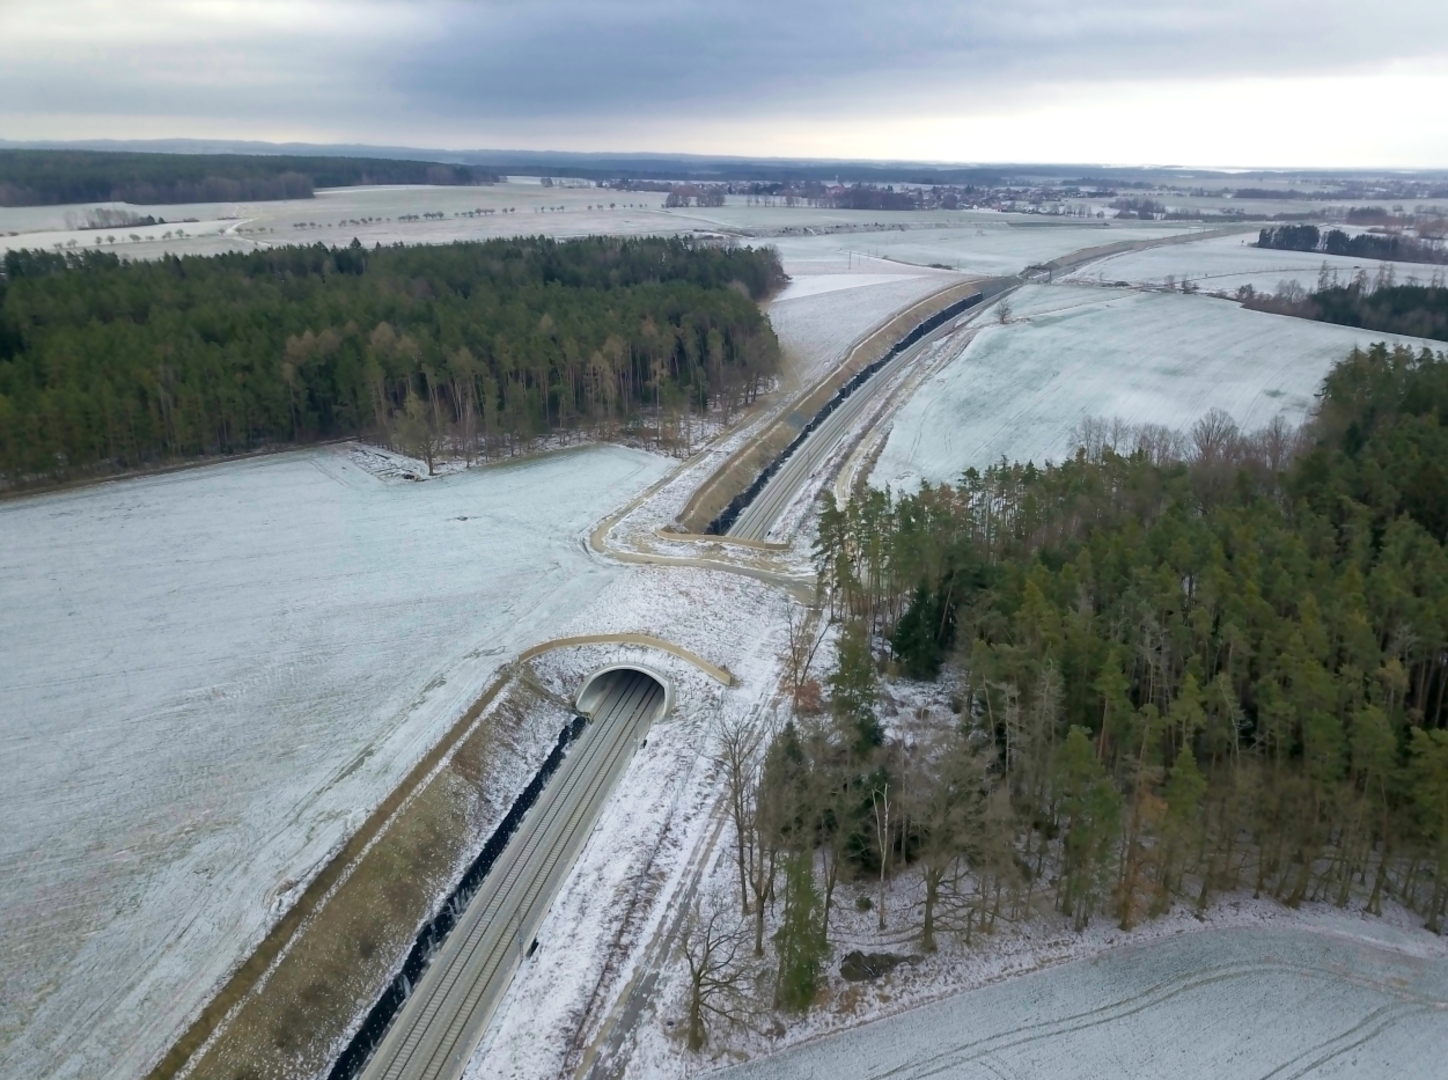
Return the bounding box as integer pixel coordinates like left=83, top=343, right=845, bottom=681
left=359, top=670, right=666, bottom=1080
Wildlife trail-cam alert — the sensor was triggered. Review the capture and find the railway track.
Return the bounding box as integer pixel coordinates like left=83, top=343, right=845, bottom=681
left=358, top=670, right=664, bottom=1080
left=728, top=289, right=1003, bottom=542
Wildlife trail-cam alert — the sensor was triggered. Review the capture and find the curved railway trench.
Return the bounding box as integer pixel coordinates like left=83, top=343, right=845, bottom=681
left=355, top=669, right=667, bottom=1080
left=727, top=283, right=1009, bottom=542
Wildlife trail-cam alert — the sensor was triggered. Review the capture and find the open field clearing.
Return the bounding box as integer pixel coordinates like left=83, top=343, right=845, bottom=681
left=0, top=185, right=951, bottom=261
left=0, top=443, right=670, bottom=1080
left=870, top=284, right=1442, bottom=492
left=1065, top=231, right=1437, bottom=295
left=2, top=185, right=1209, bottom=273
left=770, top=220, right=1213, bottom=277
left=768, top=268, right=963, bottom=388
left=0, top=181, right=687, bottom=260
left=710, top=925, right=1448, bottom=1080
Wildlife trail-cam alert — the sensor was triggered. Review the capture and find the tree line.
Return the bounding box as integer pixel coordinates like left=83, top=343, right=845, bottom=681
left=1257, top=224, right=1445, bottom=266
left=0, top=149, right=499, bottom=207
left=0, top=236, right=786, bottom=486
left=683, top=342, right=1448, bottom=1047
left=1240, top=272, right=1448, bottom=342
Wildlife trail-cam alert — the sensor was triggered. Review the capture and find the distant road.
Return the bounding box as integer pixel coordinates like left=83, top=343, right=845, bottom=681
left=728, top=281, right=1010, bottom=542
left=359, top=670, right=664, bottom=1080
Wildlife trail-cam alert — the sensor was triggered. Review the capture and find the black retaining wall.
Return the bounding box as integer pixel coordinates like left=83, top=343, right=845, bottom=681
left=328, top=712, right=591, bottom=1080
left=705, top=290, right=984, bottom=535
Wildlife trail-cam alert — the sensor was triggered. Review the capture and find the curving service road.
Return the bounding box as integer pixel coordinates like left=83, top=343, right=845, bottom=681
left=728, top=282, right=1011, bottom=542
left=358, top=669, right=666, bottom=1080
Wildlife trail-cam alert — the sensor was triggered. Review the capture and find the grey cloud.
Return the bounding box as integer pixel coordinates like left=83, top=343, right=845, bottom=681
left=1, top=0, right=1444, bottom=142
left=387, top=0, right=1448, bottom=117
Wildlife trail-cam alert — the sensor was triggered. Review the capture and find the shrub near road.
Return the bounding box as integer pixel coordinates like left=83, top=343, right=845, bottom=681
left=0, top=236, right=785, bottom=486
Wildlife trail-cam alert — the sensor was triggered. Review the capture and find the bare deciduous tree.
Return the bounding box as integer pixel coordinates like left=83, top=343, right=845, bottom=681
left=1190, top=407, right=1240, bottom=467
left=871, top=778, right=893, bottom=930
left=782, top=600, right=827, bottom=711
left=903, top=733, right=993, bottom=951
left=679, top=893, right=751, bottom=1052
left=715, top=711, right=764, bottom=918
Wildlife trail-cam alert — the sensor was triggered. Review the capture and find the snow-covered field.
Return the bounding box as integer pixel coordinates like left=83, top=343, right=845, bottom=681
left=0, top=181, right=691, bottom=260
left=712, top=923, right=1448, bottom=1080
left=0, top=185, right=970, bottom=262
left=1066, top=231, right=1440, bottom=296
left=1, top=184, right=1206, bottom=280
left=768, top=269, right=960, bottom=388
left=870, top=284, right=1441, bottom=492
left=0, top=443, right=671, bottom=1080
left=769, top=221, right=1211, bottom=278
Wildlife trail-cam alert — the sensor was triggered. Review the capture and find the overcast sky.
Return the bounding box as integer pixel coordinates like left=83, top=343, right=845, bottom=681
left=2, top=0, right=1446, bottom=168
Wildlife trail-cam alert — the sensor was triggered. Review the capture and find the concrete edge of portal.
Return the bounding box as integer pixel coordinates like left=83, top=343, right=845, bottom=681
left=517, top=632, right=735, bottom=687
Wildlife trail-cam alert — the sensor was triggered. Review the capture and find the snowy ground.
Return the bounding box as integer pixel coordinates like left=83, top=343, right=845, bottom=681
left=1065, top=230, right=1443, bottom=296
left=0, top=182, right=690, bottom=260
left=870, top=284, right=1442, bottom=492
left=709, top=921, right=1448, bottom=1080
left=0, top=442, right=671, bottom=1080
left=612, top=666, right=1448, bottom=1080
left=0, top=200, right=1348, bottom=1080
left=0, top=185, right=948, bottom=261
left=468, top=563, right=793, bottom=1080
left=1, top=185, right=1203, bottom=276
left=767, top=269, right=961, bottom=390
left=768, top=221, right=1211, bottom=279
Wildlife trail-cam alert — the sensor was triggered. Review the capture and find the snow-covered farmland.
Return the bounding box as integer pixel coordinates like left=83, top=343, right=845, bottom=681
left=769, top=220, right=1213, bottom=278
left=0, top=443, right=670, bottom=1080
left=0, top=185, right=985, bottom=264
left=0, top=181, right=690, bottom=261
left=712, top=924, right=1448, bottom=1080
left=870, top=284, right=1442, bottom=492
left=1, top=185, right=1210, bottom=279
left=1065, top=230, right=1441, bottom=296
left=768, top=269, right=961, bottom=388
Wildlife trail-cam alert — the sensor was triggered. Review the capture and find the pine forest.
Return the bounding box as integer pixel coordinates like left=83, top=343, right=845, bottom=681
left=0, top=237, right=786, bottom=486
left=715, top=343, right=1448, bottom=1030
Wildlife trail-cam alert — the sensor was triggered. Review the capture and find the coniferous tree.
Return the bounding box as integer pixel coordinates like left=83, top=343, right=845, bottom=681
left=773, top=851, right=825, bottom=1012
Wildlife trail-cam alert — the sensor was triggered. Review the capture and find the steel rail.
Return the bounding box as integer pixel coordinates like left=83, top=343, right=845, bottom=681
left=727, top=310, right=981, bottom=542
left=359, top=671, right=663, bottom=1080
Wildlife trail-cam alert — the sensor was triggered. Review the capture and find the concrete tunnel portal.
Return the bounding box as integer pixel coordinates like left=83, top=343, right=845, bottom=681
left=343, top=662, right=678, bottom=1080
left=575, top=664, right=672, bottom=730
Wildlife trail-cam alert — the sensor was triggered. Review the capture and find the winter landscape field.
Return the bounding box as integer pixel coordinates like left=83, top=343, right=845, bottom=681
left=0, top=181, right=688, bottom=260
left=768, top=220, right=1214, bottom=278
left=0, top=444, right=671, bottom=1079
left=0, top=184, right=1212, bottom=275
left=768, top=267, right=963, bottom=387
left=713, top=925, right=1448, bottom=1080
left=1064, top=230, right=1440, bottom=295
left=6, top=140, right=1448, bottom=1080
left=869, top=283, right=1441, bottom=492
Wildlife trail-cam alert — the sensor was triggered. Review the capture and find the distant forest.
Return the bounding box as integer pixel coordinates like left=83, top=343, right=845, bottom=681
left=0, top=237, right=785, bottom=486
left=1257, top=224, right=1446, bottom=266
left=1241, top=279, right=1448, bottom=342
left=0, top=149, right=499, bottom=207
